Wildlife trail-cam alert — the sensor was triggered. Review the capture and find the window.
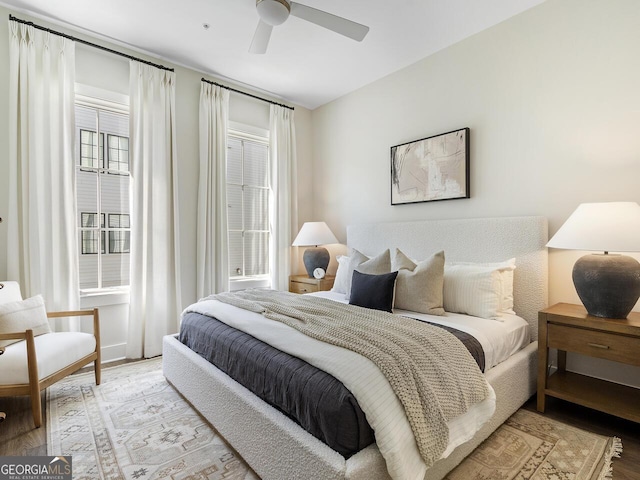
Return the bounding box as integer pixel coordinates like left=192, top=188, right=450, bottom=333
left=227, top=128, right=270, bottom=285
left=80, top=130, right=103, bottom=168
left=107, top=134, right=129, bottom=172
left=80, top=213, right=105, bottom=254
left=75, top=101, right=130, bottom=290
left=108, top=214, right=131, bottom=254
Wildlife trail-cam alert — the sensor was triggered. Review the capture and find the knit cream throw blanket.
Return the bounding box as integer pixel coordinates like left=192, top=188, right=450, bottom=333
left=211, top=290, right=490, bottom=467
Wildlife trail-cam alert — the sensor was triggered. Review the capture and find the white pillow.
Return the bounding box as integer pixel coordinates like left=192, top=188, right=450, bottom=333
left=0, top=281, right=23, bottom=304
left=345, top=249, right=391, bottom=299
left=331, top=255, right=350, bottom=294
left=0, top=294, right=51, bottom=347
left=443, top=259, right=516, bottom=320
left=392, top=249, right=445, bottom=316
left=448, top=259, right=516, bottom=314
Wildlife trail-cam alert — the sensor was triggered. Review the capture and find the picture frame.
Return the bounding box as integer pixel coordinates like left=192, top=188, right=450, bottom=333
left=390, top=127, right=470, bottom=205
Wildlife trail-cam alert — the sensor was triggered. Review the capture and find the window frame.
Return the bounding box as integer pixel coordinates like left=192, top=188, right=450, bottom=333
left=79, top=129, right=104, bottom=168
left=75, top=89, right=131, bottom=295
left=80, top=212, right=106, bottom=255
left=227, top=122, right=271, bottom=291
left=106, top=133, right=130, bottom=173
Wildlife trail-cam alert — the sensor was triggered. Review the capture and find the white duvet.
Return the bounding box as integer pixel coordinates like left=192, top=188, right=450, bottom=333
left=185, top=297, right=497, bottom=480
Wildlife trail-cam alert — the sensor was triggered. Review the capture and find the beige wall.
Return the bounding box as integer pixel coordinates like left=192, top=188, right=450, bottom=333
left=312, top=0, right=640, bottom=298
left=311, top=0, right=640, bottom=385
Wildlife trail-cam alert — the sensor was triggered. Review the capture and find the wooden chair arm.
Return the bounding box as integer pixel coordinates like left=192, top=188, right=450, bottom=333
left=47, top=309, right=97, bottom=318
left=0, top=331, right=28, bottom=342
left=47, top=309, right=100, bottom=347
left=0, top=311, right=99, bottom=341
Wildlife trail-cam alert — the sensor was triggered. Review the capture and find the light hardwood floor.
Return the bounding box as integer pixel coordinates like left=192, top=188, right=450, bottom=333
left=1, top=370, right=638, bottom=479
left=0, top=391, right=47, bottom=457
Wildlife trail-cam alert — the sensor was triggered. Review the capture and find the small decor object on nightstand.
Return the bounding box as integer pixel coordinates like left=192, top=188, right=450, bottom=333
left=292, top=222, right=338, bottom=278
left=313, top=267, right=326, bottom=279
left=547, top=202, right=640, bottom=319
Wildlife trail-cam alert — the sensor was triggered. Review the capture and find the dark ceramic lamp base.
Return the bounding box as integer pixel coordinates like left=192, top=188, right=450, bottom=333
left=573, top=253, right=640, bottom=319
left=303, top=247, right=330, bottom=278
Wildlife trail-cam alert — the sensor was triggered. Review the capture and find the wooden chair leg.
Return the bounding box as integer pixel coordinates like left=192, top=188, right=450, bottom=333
left=25, top=330, right=42, bottom=428
left=94, top=358, right=101, bottom=385
left=31, top=391, right=42, bottom=428
left=93, top=308, right=101, bottom=386
left=0, top=349, right=4, bottom=423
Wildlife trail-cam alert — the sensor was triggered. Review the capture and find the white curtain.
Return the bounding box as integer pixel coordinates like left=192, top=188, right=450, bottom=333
left=269, top=105, right=298, bottom=290
left=127, top=62, right=181, bottom=358
left=197, top=83, right=230, bottom=298
left=7, top=21, right=80, bottom=314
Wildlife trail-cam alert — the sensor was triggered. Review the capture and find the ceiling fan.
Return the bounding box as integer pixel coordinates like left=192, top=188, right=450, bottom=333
left=249, top=0, right=370, bottom=54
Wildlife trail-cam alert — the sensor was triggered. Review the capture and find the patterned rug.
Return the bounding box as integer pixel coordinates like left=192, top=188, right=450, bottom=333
left=47, top=359, right=621, bottom=480
left=446, top=410, right=621, bottom=480
left=47, top=358, right=257, bottom=480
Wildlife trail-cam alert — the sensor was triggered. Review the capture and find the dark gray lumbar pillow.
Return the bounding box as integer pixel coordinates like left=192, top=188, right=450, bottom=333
left=349, top=270, right=398, bottom=313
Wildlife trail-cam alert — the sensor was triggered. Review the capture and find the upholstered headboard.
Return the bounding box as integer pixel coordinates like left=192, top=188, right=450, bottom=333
left=347, top=216, right=548, bottom=340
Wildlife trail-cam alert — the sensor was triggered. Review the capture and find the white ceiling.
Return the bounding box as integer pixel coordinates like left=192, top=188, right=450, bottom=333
left=1, top=0, right=546, bottom=109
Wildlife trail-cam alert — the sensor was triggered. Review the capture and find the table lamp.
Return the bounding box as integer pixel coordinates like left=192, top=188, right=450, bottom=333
left=292, top=222, right=338, bottom=278
left=546, top=202, right=640, bottom=319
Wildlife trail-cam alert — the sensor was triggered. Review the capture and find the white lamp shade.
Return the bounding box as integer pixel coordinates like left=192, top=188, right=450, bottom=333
left=547, top=202, right=640, bottom=253
left=292, top=222, right=338, bottom=247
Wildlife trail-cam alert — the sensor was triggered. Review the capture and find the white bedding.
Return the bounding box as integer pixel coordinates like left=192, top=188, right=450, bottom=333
left=185, top=297, right=497, bottom=480
left=312, top=291, right=531, bottom=370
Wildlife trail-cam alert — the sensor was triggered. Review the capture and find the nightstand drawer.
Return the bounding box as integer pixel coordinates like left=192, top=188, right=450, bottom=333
left=548, top=323, right=640, bottom=366
left=289, top=275, right=335, bottom=294
left=289, top=281, right=318, bottom=294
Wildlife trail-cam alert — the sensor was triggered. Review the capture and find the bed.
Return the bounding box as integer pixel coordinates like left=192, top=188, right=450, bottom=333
left=163, top=216, right=548, bottom=480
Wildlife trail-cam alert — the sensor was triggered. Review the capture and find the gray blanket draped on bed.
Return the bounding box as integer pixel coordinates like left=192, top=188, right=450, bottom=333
left=210, top=289, right=491, bottom=467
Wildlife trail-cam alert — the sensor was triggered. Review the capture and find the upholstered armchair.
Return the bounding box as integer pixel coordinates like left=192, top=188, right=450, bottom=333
left=0, top=281, right=101, bottom=428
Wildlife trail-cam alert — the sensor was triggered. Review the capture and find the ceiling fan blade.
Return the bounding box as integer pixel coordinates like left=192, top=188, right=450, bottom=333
left=249, top=20, right=273, bottom=54
left=290, top=2, right=369, bottom=41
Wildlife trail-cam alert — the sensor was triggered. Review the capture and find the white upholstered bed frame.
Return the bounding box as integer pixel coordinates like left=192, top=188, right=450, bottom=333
left=163, top=216, right=548, bottom=480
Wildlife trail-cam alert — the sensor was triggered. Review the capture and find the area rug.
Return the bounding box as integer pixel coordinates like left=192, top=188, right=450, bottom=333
left=446, top=410, right=622, bottom=480
left=47, top=359, right=622, bottom=480
left=47, top=358, right=258, bottom=480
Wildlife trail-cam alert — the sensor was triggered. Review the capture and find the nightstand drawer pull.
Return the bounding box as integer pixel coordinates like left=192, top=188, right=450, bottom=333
left=587, top=342, right=610, bottom=350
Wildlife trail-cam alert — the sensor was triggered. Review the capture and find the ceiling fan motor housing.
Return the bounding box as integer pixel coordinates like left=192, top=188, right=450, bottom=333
left=256, top=0, right=291, bottom=26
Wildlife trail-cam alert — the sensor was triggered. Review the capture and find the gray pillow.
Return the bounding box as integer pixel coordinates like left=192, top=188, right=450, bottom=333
left=392, top=248, right=445, bottom=316
left=345, top=249, right=391, bottom=299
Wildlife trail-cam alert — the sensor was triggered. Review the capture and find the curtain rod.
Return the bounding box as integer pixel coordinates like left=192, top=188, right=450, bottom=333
left=9, top=15, right=174, bottom=72
left=201, top=78, right=294, bottom=111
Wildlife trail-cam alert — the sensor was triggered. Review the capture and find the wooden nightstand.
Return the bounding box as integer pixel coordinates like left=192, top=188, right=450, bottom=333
left=289, top=275, right=335, bottom=294
left=537, top=303, right=640, bottom=422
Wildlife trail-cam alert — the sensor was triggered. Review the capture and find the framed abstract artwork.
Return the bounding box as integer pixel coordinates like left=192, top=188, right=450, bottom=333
left=391, top=127, right=470, bottom=205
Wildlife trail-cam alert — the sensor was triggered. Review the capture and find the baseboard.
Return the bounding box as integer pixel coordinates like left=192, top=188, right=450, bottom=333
left=101, top=342, right=126, bottom=363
